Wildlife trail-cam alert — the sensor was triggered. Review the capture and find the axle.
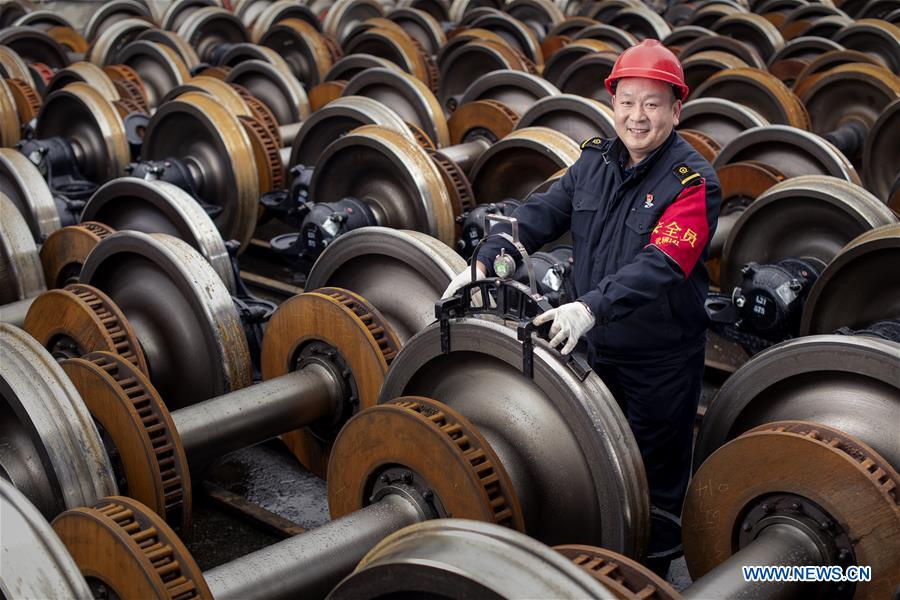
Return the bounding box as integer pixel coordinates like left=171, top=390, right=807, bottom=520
left=684, top=523, right=825, bottom=600
left=205, top=494, right=426, bottom=600
left=172, top=364, right=343, bottom=469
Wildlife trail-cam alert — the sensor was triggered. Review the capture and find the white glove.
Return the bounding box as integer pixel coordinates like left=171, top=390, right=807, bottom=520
left=442, top=263, right=487, bottom=299
left=533, top=301, right=595, bottom=355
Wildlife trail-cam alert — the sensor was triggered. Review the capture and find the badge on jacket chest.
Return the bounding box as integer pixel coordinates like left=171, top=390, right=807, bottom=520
left=643, top=193, right=654, bottom=209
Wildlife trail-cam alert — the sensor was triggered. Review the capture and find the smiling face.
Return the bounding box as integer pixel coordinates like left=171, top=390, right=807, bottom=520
left=612, top=77, right=682, bottom=166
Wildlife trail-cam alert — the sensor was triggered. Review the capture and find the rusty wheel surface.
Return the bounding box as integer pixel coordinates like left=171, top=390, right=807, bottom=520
left=261, top=288, right=400, bottom=477
left=684, top=421, right=900, bottom=599
left=378, top=316, right=648, bottom=554
left=448, top=98, right=519, bottom=144
left=39, top=222, right=115, bottom=289
left=557, top=545, right=681, bottom=600
left=61, top=351, right=191, bottom=532
left=694, top=67, right=810, bottom=129
left=328, top=396, right=525, bottom=528
left=23, top=283, right=149, bottom=374
left=53, top=496, right=211, bottom=600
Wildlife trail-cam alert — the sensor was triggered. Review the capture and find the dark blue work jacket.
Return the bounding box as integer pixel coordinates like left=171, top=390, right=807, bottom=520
left=478, top=129, right=722, bottom=359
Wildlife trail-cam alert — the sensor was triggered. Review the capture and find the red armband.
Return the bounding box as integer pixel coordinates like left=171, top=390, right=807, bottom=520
left=648, top=179, right=709, bottom=276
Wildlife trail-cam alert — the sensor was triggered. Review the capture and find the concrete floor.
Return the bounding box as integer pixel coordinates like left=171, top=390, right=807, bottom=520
left=183, top=366, right=720, bottom=590
left=189, top=438, right=696, bottom=591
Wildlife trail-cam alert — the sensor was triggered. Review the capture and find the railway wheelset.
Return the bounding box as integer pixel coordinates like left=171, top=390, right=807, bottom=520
left=1, top=0, right=899, bottom=598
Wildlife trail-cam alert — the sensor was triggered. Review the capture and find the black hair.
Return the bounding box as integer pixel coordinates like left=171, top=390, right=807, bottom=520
left=610, top=80, right=681, bottom=101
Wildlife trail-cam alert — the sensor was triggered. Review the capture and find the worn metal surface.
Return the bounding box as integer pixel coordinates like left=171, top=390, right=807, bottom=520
left=470, top=126, right=580, bottom=204
left=0, top=192, right=46, bottom=305
left=516, top=93, right=616, bottom=142
left=800, top=224, right=900, bottom=335
left=288, top=94, right=413, bottom=169
left=695, top=335, right=900, bottom=470
left=305, top=227, right=464, bottom=342
left=309, top=126, right=456, bottom=245
left=331, top=519, right=616, bottom=599
left=36, top=82, right=129, bottom=183
left=378, top=317, right=648, bottom=555
left=0, top=323, right=116, bottom=518
left=81, top=177, right=236, bottom=293
left=141, top=91, right=260, bottom=250
left=720, top=175, right=897, bottom=290
left=0, top=479, right=92, bottom=600
left=0, top=149, right=59, bottom=244
left=80, top=231, right=252, bottom=410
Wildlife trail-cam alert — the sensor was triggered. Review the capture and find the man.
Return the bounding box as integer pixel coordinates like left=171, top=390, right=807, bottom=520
left=443, top=40, right=722, bottom=573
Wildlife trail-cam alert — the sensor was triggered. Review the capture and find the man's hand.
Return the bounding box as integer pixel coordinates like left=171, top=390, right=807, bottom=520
left=533, top=301, right=595, bottom=355
left=442, top=262, right=487, bottom=299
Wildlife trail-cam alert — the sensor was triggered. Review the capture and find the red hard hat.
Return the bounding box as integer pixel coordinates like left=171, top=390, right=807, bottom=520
left=604, top=39, right=689, bottom=100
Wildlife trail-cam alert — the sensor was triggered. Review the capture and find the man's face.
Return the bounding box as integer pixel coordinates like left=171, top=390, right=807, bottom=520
left=612, top=77, right=681, bottom=165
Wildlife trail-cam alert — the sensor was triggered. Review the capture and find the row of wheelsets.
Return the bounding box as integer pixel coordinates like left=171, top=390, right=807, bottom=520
left=1, top=0, right=899, bottom=597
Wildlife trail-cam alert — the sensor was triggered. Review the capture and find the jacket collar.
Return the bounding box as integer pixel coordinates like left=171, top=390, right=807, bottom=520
left=604, top=129, right=678, bottom=176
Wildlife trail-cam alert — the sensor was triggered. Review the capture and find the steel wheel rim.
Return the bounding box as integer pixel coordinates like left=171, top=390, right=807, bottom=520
left=79, top=231, right=251, bottom=410
left=309, top=125, right=455, bottom=246
left=141, top=92, right=259, bottom=250
left=343, top=67, right=449, bottom=148
left=0, top=323, right=116, bottom=518
left=800, top=224, right=900, bottom=335
left=0, top=148, right=59, bottom=243
left=0, top=192, right=46, bottom=304
left=36, top=82, right=129, bottom=183
left=516, top=93, right=615, bottom=141
left=324, top=0, right=384, bottom=44
left=713, top=124, right=859, bottom=182
left=863, top=98, right=900, bottom=204
left=330, top=520, right=617, bottom=599
left=136, top=29, right=201, bottom=69
left=720, top=175, right=896, bottom=289
left=0, top=479, right=93, bottom=599
left=288, top=94, right=413, bottom=169
left=114, top=40, right=190, bottom=108
left=378, top=317, right=648, bottom=554
left=694, top=334, right=900, bottom=470
left=83, top=0, right=150, bottom=43
left=459, top=69, right=559, bottom=116
left=80, top=177, right=235, bottom=293
left=470, top=126, right=580, bottom=204
left=556, top=51, right=618, bottom=105
left=305, top=226, right=464, bottom=342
